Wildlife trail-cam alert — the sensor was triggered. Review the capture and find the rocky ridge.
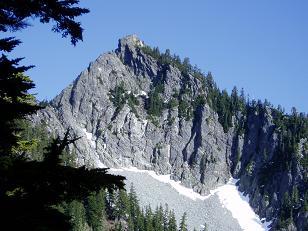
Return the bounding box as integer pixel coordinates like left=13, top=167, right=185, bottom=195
left=32, top=35, right=307, bottom=230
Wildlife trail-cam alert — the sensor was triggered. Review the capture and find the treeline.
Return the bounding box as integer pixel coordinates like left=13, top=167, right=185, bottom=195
left=111, top=185, right=189, bottom=231
left=205, top=73, right=246, bottom=132
left=140, top=45, right=247, bottom=131
left=55, top=184, right=191, bottom=231
left=258, top=107, right=308, bottom=228
left=0, top=3, right=127, bottom=229
left=140, top=44, right=307, bottom=139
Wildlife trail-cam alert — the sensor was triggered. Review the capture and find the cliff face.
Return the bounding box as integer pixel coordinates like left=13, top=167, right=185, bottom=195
left=32, top=35, right=307, bottom=230
left=230, top=107, right=307, bottom=230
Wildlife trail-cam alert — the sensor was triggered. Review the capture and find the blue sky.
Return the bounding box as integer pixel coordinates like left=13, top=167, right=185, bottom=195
left=8, top=0, right=308, bottom=113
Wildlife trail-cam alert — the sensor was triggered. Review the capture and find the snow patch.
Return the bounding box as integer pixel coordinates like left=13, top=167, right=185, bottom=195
left=81, top=127, right=104, bottom=168
left=111, top=167, right=209, bottom=201
left=136, top=90, right=148, bottom=98
left=98, top=67, right=102, bottom=72
left=82, top=128, right=97, bottom=148
left=139, top=90, right=147, bottom=96
left=109, top=168, right=272, bottom=231
left=210, top=178, right=272, bottom=231
left=141, top=119, right=148, bottom=125
left=137, top=40, right=144, bottom=47
left=132, top=90, right=149, bottom=98
left=95, top=157, right=106, bottom=168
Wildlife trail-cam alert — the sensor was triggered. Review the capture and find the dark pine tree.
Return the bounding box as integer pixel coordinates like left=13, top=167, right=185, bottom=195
left=179, top=212, right=188, bottom=231
left=65, top=200, right=87, bottom=231
left=153, top=205, right=164, bottom=231
left=167, top=210, right=177, bottom=231
left=0, top=1, right=124, bottom=230
left=86, top=190, right=107, bottom=231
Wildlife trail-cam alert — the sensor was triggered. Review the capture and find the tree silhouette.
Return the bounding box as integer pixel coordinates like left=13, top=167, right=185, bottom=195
left=0, top=1, right=124, bottom=230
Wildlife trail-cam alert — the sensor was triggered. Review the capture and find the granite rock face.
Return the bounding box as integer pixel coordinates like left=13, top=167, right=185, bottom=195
left=32, top=35, right=307, bottom=230
left=33, top=35, right=231, bottom=193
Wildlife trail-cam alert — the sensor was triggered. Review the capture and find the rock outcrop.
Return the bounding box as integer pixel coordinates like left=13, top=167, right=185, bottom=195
left=32, top=35, right=307, bottom=230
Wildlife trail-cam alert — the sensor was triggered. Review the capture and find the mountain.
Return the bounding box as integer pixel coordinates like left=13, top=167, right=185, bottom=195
left=32, top=35, right=307, bottom=230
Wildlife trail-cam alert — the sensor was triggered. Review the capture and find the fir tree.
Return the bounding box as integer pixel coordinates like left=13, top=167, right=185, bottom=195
left=86, top=190, right=107, bottom=231
left=128, top=184, right=142, bottom=230
left=153, top=205, right=164, bottom=231
left=114, top=189, right=129, bottom=220
left=114, top=221, right=123, bottom=231
left=127, top=216, right=135, bottom=231
left=202, top=223, right=208, bottom=231
left=0, top=1, right=125, bottom=229
left=179, top=212, right=188, bottom=231
left=144, top=206, right=154, bottom=231
left=65, top=200, right=87, bottom=231
left=167, top=210, right=177, bottom=231
left=163, top=204, right=169, bottom=231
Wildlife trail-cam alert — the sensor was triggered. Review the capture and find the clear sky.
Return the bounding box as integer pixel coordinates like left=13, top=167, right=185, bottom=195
left=7, top=0, right=308, bottom=113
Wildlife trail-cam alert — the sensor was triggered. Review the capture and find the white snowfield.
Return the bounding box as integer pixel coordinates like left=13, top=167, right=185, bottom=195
left=82, top=128, right=107, bottom=167
left=211, top=178, right=272, bottom=231
left=109, top=167, right=272, bottom=231
left=82, top=128, right=97, bottom=148
left=94, top=153, right=105, bottom=168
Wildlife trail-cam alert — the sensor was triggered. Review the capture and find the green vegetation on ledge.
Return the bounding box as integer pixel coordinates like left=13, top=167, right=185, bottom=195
left=140, top=44, right=247, bottom=132
left=109, top=82, right=140, bottom=118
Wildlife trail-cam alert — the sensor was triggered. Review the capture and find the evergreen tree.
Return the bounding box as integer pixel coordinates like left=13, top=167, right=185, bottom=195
left=114, top=189, right=129, bottom=220
left=147, top=85, right=164, bottom=117
left=153, top=205, right=164, bottom=231
left=163, top=204, right=169, bottom=231
left=127, top=216, right=135, bottom=231
left=0, top=0, right=88, bottom=155
left=128, top=184, right=139, bottom=216
left=278, top=192, right=293, bottom=227
left=0, top=1, right=125, bottom=230
left=114, top=221, right=124, bottom=231
left=231, top=86, right=239, bottom=111
left=182, top=57, right=191, bottom=73
left=144, top=206, right=154, bottom=231
left=167, top=210, right=177, bottom=231
left=110, top=82, right=126, bottom=112
left=66, top=200, right=87, bottom=231
left=202, top=223, right=208, bottom=231
left=128, top=184, right=142, bottom=230
left=179, top=212, right=188, bottom=231
left=291, top=186, right=299, bottom=206
left=136, top=209, right=145, bottom=231
left=86, top=191, right=107, bottom=231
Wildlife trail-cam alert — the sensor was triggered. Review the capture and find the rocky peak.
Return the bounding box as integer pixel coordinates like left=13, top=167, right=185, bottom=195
left=32, top=36, right=307, bottom=231
left=114, top=34, right=155, bottom=78
left=33, top=35, right=231, bottom=194
left=116, top=34, right=145, bottom=61
left=117, top=34, right=145, bottom=52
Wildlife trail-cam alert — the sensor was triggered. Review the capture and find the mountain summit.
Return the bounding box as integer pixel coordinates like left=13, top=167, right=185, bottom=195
left=33, top=35, right=307, bottom=230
